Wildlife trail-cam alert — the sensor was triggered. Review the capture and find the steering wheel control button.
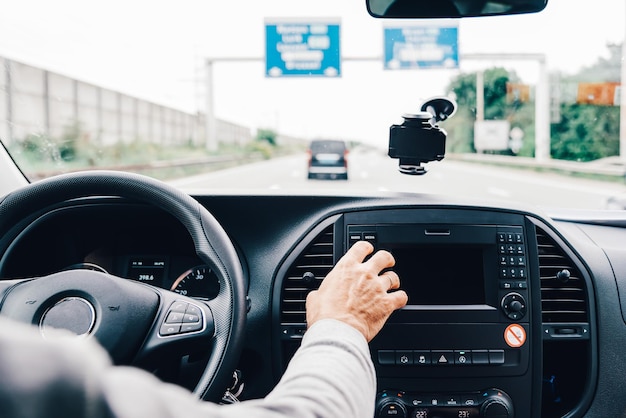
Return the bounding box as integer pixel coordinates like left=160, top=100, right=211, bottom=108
left=181, top=322, right=203, bottom=333
left=170, top=301, right=189, bottom=313
left=159, top=300, right=204, bottom=337
left=40, top=297, right=96, bottom=338
left=183, top=313, right=200, bottom=323
left=166, top=311, right=184, bottom=324
left=185, top=304, right=201, bottom=316
left=160, top=324, right=181, bottom=336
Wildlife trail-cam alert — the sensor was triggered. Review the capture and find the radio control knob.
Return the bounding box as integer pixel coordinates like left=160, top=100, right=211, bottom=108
left=501, top=292, right=527, bottom=320
left=375, top=393, right=408, bottom=418
left=480, top=389, right=513, bottom=418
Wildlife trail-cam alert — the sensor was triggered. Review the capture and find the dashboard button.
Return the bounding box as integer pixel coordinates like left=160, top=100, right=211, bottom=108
left=413, top=350, right=431, bottom=365
left=454, top=350, right=472, bottom=365
left=348, top=232, right=362, bottom=247
left=433, top=350, right=453, bottom=365
left=396, top=350, right=413, bottom=365
left=489, top=350, right=505, bottom=365
left=378, top=350, right=396, bottom=365
left=362, top=231, right=377, bottom=244
left=471, top=350, right=489, bottom=365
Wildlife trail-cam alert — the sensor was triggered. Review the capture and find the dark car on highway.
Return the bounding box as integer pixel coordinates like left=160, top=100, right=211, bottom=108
left=307, top=139, right=349, bottom=180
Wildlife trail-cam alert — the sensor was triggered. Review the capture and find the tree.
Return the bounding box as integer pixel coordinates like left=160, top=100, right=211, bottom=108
left=551, top=42, right=621, bottom=161
left=444, top=67, right=533, bottom=155
left=551, top=104, right=619, bottom=161
left=255, top=129, right=277, bottom=146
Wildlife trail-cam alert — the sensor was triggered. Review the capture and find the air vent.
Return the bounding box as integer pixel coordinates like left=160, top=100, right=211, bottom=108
left=536, top=226, right=588, bottom=323
left=280, top=225, right=334, bottom=326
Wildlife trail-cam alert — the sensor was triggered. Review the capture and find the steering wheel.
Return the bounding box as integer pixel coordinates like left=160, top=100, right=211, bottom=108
left=0, top=170, right=247, bottom=402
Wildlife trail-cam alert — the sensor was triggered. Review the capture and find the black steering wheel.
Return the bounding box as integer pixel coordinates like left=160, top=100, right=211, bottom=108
left=0, top=170, right=247, bottom=402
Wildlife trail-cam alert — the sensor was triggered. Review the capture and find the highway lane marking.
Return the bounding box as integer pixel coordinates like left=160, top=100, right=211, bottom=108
left=487, top=187, right=512, bottom=198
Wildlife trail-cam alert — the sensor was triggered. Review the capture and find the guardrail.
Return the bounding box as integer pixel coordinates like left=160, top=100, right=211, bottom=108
left=28, top=153, right=266, bottom=181
left=450, top=153, right=626, bottom=180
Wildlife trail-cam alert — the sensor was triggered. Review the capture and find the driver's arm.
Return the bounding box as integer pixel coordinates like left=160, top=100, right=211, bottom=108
left=0, top=241, right=407, bottom=418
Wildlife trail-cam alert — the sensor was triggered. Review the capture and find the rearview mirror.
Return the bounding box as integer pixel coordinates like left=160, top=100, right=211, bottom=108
left=367, top=0, right=548, bottom=18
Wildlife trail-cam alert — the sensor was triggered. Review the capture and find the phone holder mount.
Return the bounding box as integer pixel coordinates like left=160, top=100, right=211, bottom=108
left=387, top=97, right=457, bottom=175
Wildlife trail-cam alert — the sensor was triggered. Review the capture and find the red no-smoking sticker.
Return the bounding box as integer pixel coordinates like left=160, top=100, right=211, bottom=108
left=504, top=324, right=526, bottom=348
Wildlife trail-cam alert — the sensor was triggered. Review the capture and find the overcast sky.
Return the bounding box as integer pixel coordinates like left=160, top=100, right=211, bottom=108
left=0, top=0, right=624, bottom=144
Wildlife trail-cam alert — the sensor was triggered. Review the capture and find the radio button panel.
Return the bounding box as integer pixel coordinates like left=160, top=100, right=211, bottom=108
left=378, top=349, right=506, bottom=366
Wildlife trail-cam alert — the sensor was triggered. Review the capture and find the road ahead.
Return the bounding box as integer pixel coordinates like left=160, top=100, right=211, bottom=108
left=169, top=148, right=626, bottom=211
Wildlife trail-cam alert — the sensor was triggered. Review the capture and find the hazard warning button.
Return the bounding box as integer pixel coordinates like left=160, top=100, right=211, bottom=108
left=432, top=350, right=453, bottom=365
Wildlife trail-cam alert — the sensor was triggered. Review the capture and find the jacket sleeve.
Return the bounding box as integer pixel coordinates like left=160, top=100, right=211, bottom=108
left=0, top=317, right=376, bottom=418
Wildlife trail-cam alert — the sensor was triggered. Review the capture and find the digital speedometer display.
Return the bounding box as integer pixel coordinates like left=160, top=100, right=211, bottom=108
left=127, top=257, right=167, bottom=287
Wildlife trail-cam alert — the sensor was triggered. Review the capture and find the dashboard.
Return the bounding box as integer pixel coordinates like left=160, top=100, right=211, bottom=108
left=0, top=203, right=221, bottom=300
left=1, top=192, right=625, bottom=417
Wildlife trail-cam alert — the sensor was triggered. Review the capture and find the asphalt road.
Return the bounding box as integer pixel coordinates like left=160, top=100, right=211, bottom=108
left=169, top=148, right=626, bottom=211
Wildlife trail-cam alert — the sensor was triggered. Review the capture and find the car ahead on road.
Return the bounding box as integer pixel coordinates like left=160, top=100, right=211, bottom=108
left=307, top=139, right=349, bottom=180
left=1, top=1, right=626, bottom=418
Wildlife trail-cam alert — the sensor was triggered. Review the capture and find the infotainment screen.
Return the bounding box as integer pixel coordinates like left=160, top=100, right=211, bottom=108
left=389, top=245, right=486, bottom=305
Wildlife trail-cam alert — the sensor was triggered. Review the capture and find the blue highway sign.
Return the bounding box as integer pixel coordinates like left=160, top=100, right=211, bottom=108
left=384, top=25, right=459, bottom=70
left=266, top=20, right=341, bottom=77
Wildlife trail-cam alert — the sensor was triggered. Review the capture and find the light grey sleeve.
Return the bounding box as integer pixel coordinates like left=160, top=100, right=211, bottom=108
left=101, top=319, right=377, bottom=418
left=0, top=317, right=376, bottom=418
left=228, top=318, right=377, bottom=417
left=0, top=317, right=113, bottom=418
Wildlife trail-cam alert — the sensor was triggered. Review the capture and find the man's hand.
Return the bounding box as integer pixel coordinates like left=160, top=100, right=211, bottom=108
left=305, top=241, right=408, bottom=342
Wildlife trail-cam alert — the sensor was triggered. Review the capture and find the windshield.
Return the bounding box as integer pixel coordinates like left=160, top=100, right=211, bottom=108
left=0, top=0, right=624, bottom=210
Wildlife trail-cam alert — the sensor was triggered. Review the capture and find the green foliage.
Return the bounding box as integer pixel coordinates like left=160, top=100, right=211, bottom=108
left=445, top=41, right=624, bottom=162
left=246, top=140, right=275, bottom=159
left=444, top=67, right=532, bottom=155
left=551, top=104, right=619, bottom=161
left=255, top=128, right=277, bottom=146
left=549, top=43, right=621, bottom=161
left=7, top=123, right=301, bottom=179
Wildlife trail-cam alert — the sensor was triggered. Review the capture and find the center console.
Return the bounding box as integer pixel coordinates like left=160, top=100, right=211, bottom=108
left=342, top=208, right=542, bottom=418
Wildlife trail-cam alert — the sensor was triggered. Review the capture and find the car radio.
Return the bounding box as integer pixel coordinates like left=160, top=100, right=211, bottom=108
left=342, top=208, right=540, bottom=417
